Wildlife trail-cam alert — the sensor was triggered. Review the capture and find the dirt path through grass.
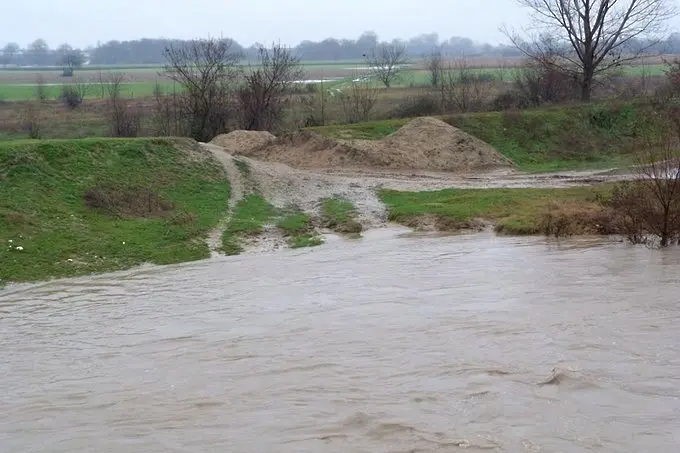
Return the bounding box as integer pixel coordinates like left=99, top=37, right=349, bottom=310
left=201, top=143, right=246, bottom=256
left=202, top=142, right=638, bottom=255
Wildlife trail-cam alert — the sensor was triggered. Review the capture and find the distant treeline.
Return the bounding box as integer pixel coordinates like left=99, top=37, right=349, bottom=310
left=3, top=32, right=519, bottom=67
left=3, top=31, right=680, bottom=67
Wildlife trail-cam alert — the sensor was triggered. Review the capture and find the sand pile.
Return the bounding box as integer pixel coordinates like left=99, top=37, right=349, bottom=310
left=238, top=130, right=393, bottom=169
left=239, top=117, right=515, bottom=172
left=210, top=130, right=276, bottom=153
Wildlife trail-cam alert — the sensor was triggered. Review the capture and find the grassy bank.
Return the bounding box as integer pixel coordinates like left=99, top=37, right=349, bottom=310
left=0, top=138, right=229, bottom=284
left=321, top=197, right=363, bottom=234
left=379, top=185, right=614, bottom=235
left=310, top=102, right=654, bottom=172
left=221, top=195, right=324, bottom=254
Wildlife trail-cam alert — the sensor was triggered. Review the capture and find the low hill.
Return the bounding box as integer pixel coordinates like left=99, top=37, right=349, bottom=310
left=0, top=138, right=229, bottom=284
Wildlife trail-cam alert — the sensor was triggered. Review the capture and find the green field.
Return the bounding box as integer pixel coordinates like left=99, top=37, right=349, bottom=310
left=0, top=81, right=183, bottom=101
left=379, top=184, right=614, bottom=235
left=0, top=59, right=666, bottom=100
left=0, top=138, right=230, bottom=284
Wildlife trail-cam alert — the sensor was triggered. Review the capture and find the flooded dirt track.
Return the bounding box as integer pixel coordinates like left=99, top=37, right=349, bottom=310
left=1, top=233, right=680, bottom=452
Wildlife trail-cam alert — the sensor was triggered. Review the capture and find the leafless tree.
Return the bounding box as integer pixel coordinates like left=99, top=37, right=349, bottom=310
left=163, top=37, right=242, bottom=141
left=609, top=104, right=680, bottom=246
left=438, top=58, right=492, bottom=112
left=34, top=75, right=48, bottom=102
left=152, top=81, right=186, bottom=136
left=426, top=47, right=445, bottom=87
left=365, top=43, right=409, bottom=88
left=238, top=43, right=303, bottom=131
left=504, top=0, right=677, bottom=101
left=22, top=102, right=41, bottom=139
left=338, top=76, right=379, bottom=123
left=106, top=73, right=140, bottom=137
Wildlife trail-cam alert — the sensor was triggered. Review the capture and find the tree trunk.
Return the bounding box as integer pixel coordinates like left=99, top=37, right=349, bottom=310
left=580, top=59, right=595, bottom=102
left=660, top=206, right=670, bottom=247
left=580, top=74, right=592, bottom=102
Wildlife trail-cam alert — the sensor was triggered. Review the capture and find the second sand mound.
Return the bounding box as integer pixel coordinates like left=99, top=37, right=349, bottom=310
left=210, top=130, right=276, bottom=153
left=240, top=117, right=515, bottom=172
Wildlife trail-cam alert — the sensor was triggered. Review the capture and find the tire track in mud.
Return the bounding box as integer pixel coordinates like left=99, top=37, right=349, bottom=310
left=201, top=143, right=246, bottom=256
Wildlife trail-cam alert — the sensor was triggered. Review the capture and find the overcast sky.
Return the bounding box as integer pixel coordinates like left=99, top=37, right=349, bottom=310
left=2, top=0, right=680, bottom=49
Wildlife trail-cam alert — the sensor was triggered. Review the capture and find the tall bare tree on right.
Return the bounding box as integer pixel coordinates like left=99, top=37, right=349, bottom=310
left=365, top=43, right=409, bottom=88
left=505, top=0, right=676, bottom=101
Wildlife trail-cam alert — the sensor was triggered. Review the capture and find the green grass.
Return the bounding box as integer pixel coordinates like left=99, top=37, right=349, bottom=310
left=379, top=185, right=613, bottom=234
left=0, top=81, right=181, bottom=101
left=288, top=234, right=324, bottom=248
left=277, top=212, right=311, bottom=234
left=221, top=200, right=324, bottom=254
left=0, top=138, right=229, bottom=284
left=321, top=197, right=363, bottom=234
left=277, top=211, right=324, bottom=249
left=309, top=102, right=657, bottom=172
left=221, top=195, right=276, bottom=255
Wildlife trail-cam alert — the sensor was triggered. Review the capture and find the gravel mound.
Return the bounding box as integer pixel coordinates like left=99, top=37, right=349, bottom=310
left=210, top=130, right=276, bottom=153
left=239, top=117, right=515, bottom=172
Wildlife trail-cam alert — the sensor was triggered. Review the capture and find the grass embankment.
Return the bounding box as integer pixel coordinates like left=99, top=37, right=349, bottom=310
left=219, top=194, right=363, bottom=254
left=220, top=195, right=323, bottom=255
left=310, top=102, right=655, bottom=172
left=0, top=138, right=229, bottom=284
left=321, top=197, right=363, bottom=235
left=380, top=185, right=615, bottom=236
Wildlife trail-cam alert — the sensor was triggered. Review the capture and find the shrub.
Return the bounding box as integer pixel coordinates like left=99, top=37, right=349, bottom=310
left=60, top=85, right=85, bottom=109
left=84, top=186, right=175, bottom=218
left=389, top=94, right=440, bottom=118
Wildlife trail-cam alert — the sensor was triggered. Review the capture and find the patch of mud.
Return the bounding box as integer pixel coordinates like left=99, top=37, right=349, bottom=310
left=210, top=130, right=276, bottom=153
left=241, top=117, right=514, bottom=172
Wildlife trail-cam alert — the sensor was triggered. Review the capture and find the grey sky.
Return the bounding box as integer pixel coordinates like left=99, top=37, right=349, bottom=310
left=2, top=0, right=679, bottom=49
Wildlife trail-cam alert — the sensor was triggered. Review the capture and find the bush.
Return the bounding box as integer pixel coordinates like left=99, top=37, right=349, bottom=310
left=84, top=185, right=175, bottom=218
left=60, top=84, right=85, bottom=109
left=22, top=102, right=41, bottom=139
left=492, top=91, right=529, bottom=111
left=389, top=94, right=440, bottom=118
left=511, top=63, right=579, bottom=107
left=540, top=200, right=616, bottom=237
left=108, top=100, right=142, bottom=137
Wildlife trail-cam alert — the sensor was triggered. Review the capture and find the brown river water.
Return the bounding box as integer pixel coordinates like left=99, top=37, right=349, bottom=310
left=1, top=231, right=679, bottom=452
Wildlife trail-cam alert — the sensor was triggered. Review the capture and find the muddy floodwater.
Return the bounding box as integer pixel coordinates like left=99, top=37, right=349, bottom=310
left=1, top=232, right=679, bottom=452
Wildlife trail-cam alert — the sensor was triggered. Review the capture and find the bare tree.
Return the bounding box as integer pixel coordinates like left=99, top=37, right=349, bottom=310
left=365, top=43, right=409, bottom=88
left=163, top=38, right=242, bottom=141
left=105, top=73, right=140, bottom=137
left=338, top=77, right=379, bottom=123
left=505, top=0, right=677, bottom=101
left=33, top=75, right=48, bottom=102
left=609, top=104, right=680, bottom=246
left=238, top=43, right=303, bottom=131
left=438, top=58, right=493, bottom=112
left=426, top=47, right=445, bottom=87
